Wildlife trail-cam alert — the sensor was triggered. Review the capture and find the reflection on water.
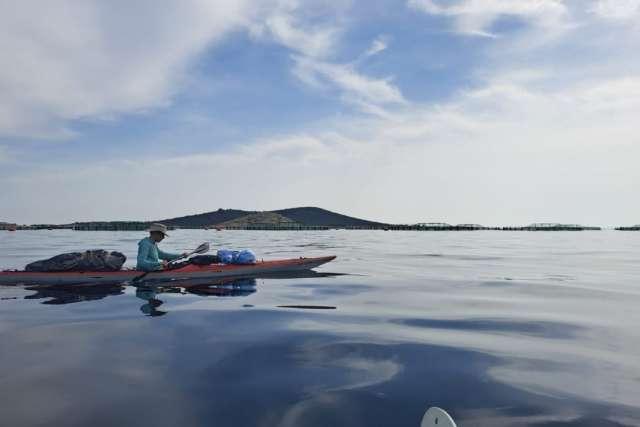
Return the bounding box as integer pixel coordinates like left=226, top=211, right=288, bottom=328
left=1, top=230, right=640, bottom=426
left=24, top=283, right=125, bottom=305
left=135, top=278, right=258, bottom=317
left=18, top=279, right=258, bottom=312
left=394, top=317, right=584, bottom=340
left=278, top=305, right=337, bottom=309
left=10, top=270, right=345, bottom=317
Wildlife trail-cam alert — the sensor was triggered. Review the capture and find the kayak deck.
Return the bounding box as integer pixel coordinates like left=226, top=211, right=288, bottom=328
left=0, top=256, right=336, bottom=285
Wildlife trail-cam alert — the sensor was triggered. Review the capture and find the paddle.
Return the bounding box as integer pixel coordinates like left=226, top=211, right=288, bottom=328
left=421, top=407, right=457, bottom=427
left=169, top=242, right=210, bottom=265
left=132, top=242, right=210, bottom=283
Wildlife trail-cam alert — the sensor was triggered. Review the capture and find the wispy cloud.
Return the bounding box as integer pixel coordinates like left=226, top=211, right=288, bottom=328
left=364, top=36, right=388, bottom=57
left=293, top=56, right=406, bottom=117
left=408, top=0, right=569, bottom=37
left=249, top=0, right=342, bottom=59
left=251, top=3, right=406, bottom=117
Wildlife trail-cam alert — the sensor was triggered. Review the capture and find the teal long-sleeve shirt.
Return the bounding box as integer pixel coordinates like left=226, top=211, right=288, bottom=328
left=136, top=237, right=180, bottom=271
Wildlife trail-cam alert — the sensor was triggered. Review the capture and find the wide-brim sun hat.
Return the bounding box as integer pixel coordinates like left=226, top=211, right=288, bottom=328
left=148, top=223, right=169, bottom=236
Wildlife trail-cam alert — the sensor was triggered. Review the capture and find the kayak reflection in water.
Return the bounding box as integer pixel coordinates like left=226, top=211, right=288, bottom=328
left=24, top=284, right=125, bottom=305
left=135, top=278, right=258, bottom=317
left=136, top=223, right=188, bottom=272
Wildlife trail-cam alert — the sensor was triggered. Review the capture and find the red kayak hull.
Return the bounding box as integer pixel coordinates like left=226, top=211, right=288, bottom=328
left=0, top=256, right=336, bottom=285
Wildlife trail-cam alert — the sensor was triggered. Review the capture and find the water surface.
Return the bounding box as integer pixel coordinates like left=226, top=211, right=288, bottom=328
left=1, top=230, right=639, bottom=426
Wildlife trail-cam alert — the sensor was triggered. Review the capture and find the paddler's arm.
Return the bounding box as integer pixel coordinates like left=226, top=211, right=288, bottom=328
left=157, top=248, right=181, bottom=261
left=137, top=240, right=162, bottom=271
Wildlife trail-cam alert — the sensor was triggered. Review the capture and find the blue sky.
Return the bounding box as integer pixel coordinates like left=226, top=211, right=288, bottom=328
left=1, top=0, right=640, bottom=225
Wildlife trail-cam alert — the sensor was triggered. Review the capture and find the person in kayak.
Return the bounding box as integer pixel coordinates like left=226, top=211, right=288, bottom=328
left=136, top=223, right=187, bottom=271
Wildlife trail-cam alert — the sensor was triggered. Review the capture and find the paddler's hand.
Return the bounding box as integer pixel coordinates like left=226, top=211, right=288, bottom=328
left=162, top=260, right=170, bottom=269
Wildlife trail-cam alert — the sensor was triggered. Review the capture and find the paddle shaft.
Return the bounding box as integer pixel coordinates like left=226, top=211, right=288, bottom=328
left=167, top=248, right=198, bottom=265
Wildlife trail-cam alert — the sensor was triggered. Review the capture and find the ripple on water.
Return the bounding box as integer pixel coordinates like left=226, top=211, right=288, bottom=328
left=392, top=317, right=584, bottom=340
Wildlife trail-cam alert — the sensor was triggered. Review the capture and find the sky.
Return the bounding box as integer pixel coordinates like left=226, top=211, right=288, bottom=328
left=1, top=0, right=639, bottom=226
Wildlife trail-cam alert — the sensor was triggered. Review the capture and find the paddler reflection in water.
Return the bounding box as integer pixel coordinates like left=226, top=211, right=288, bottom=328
left=136, top=286, right=167, bottom=317
left=136, top=223, right=187, bottom=271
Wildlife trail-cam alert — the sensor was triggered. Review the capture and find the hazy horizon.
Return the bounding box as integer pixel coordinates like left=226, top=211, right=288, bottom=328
left=1, top=1, right=639, bottom=226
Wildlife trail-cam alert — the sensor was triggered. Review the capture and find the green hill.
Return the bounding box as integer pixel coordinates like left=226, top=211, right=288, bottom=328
left=159, top=209, right=252, bottom=228
left=217, top=212, right=300, bottom=228
left=158, top=207, right=386, bottom=228
left=274, top=207, right=386, bottom=227
left=67, top=207, right=386, bottom=230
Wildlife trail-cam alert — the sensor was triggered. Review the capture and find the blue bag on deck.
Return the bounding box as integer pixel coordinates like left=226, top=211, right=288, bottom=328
left=216, top=249, right=236, bottom=264
left=234, top=249, right=256, bottom=265
left=216, top=249, right=256, bottom=265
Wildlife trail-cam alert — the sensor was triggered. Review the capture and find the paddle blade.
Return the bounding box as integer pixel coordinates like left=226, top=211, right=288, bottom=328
left=194, top=242, right=210, bottom=254
left=168, top=242, right=210, bottom=266
left=421, top=407, right=457, bottom=427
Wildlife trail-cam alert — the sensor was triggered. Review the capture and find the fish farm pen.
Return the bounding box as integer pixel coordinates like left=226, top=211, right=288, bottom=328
left=344, top=223, right=602, bottom=231
left=502, top=223, right=602, bottom=231
left=5, top=224, right=73, bottom=230
left=72, top=222, right=152, bottom=231
left=616, top=225, right=640, bottom=231
left=358, top=224, right=500, bottom=231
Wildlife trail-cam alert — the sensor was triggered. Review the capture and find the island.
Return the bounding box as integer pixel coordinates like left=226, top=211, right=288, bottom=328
left=1, top=208, right=614, bottom=231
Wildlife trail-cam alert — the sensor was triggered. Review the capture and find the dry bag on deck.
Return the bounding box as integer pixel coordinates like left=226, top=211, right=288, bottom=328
left=216, top=249, right=256, bottom=265
left=25, top=250, right=126, bottom=272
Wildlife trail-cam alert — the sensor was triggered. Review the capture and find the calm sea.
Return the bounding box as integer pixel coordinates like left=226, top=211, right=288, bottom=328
left=1, top=230, right=639, bottom=426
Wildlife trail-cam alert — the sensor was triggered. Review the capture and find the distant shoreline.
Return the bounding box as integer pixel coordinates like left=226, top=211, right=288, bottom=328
left=2, top=206, right=637, bottom=231
left=3, top=224, right=638, bottom=231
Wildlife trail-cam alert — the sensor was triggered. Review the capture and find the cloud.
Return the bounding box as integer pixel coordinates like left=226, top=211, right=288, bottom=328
left=0, top=0, right=396, bottom=138
left=590, top=0, right=640, bottom=20
left=363, top=36, right=388, bottom=58
left=0, top=0, right=254, bottom=139
left=248, top=0, right=343, bottom=59
left=377, top=73, right=640, bottom=148
left=293, top=56, right=406, bottom=117
left=250, top=1, right=405, bottom=117
left=408, top=0, right=569, bottom=37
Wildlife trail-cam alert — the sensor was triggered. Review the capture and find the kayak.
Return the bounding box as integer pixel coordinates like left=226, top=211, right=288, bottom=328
left=0, top=256, right=336, bottom=286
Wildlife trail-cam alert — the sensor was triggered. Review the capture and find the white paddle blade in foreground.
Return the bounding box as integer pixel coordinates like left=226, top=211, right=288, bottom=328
left=421, top=407, right=457, bottom=427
